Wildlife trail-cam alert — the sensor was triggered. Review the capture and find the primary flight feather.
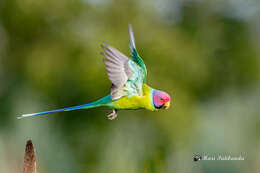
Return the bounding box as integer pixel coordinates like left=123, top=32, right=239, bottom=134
left=19, top=24, right=171, bottom=120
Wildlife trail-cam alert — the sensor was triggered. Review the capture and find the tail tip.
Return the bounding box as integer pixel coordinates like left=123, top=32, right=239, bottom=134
left=17, top=113, right=35, bottom=119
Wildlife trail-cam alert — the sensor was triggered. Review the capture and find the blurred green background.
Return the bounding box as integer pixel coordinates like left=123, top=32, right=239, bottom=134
left=0, top=0, right=260, bottom=172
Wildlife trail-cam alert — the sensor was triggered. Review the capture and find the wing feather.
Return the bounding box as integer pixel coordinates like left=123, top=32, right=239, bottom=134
left=101, top=43, right=135, bottom=99
left=104, top=59, right=128, bottom=87
left=128, top=24, right=147, bottom=82
left=129, top=24, right=136, bottom=50
left=101, top=25, right=146, bottom=100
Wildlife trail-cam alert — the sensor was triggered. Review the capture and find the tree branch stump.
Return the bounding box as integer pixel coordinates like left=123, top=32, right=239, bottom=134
left=23, top=140, right=38, bottom=173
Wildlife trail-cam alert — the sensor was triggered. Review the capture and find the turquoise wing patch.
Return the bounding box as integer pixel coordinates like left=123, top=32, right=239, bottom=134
left=124, top=60, right=145, bottom=97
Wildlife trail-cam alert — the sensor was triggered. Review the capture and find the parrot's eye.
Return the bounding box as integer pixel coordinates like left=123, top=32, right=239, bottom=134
left=160, top=98, right=164, bottom=101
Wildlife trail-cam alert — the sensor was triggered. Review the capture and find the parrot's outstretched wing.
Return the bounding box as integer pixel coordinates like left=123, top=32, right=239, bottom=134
left=101, top=42, right=145, bottom=100
left=128, top=24, right=147, bottom=82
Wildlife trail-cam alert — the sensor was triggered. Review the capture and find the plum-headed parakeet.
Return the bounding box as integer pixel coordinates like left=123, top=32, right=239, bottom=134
left=19, top=25, right=171, bottom=120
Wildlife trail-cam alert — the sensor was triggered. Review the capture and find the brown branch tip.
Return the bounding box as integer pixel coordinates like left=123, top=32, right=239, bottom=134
left=23, top=140, right=38, bottom=173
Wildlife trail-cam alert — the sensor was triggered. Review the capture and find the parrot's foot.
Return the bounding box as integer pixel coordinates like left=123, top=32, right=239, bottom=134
left=107, top=109, right=117, bottom=120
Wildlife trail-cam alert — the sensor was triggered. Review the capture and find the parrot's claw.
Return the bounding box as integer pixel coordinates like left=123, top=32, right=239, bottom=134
left=107, top=109, right=117, bottom=120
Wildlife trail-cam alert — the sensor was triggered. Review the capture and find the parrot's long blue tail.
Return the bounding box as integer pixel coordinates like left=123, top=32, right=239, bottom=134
left=18, top=95, right=112, bottom=119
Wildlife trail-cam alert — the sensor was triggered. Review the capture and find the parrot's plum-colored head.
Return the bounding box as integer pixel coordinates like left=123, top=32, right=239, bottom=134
left=153, top=90, right=171, bottom=109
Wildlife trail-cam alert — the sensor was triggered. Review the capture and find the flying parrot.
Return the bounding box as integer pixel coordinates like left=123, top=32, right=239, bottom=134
left=18, top=25, right=171, bottom=120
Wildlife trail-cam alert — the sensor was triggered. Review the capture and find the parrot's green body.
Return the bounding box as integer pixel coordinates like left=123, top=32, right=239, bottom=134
left=19, top=25, right=171, bottom=120
left=111, top=84, right=155, bottom=110
left=88, top=83, right=155, bottom=111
